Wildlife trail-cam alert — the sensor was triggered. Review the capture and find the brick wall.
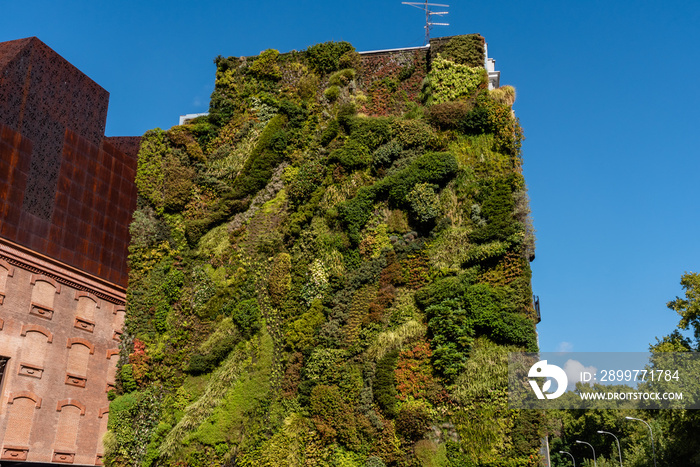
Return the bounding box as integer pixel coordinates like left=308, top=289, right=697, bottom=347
left=0, top=260, right=122, bottom=464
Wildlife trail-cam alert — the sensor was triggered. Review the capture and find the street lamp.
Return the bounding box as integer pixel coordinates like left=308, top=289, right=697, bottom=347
left=575, top=440, right=597, bottom=467
left=559, top=450, right=576, bottom=466
left=597, top=430, right=623, bottom=467
left=625, top=416, right=657, bottom=467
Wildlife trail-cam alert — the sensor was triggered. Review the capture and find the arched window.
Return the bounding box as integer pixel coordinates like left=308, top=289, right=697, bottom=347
left=74, top=293, right=98, bottom=333
left=53, top=402, right=84, bottom=463
left=65, top=339, right=94, bottom=388
left=0, top=259, right=14, bottom=305
left=20, top=325, right=53, bottom=372
left=29, top=275, right=59, bottom=320
left=2, top=393, right=41, bottom=458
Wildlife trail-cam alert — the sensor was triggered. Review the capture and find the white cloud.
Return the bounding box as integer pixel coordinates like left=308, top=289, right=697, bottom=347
left=556, top=341, right=574, bottom=353
left=563, top=359, right=597, bottom=390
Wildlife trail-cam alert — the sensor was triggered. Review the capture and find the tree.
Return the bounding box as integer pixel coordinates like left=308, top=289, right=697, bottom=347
left=666, top=271, right=700, bottom=348
left=645, top=271, right=700, bottom=466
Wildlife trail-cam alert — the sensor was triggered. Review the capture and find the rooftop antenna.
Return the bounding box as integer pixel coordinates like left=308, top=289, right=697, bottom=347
left=402, top=1, right=449, bottom=45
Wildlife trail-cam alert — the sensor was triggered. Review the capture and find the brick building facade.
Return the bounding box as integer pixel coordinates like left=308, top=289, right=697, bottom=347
left=0, top=37, right=139, bottom=465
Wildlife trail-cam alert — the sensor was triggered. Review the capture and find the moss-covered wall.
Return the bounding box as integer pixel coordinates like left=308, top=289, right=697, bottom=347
left=107, top=34, right=540, bottom=467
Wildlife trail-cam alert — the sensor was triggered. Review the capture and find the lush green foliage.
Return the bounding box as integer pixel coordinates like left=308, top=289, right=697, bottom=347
left=349, top=117, right=393, bottom=151
left=666, top=272, right=700, bottom=344
left=437, top=34, right=486, bottom=67
left=114, top=36, right=537, bottom=467
left=330, top=138, right=372, bottom=170
left=374, top=350, right=400, bottom=416
left=306, top=41, right=355, bottom=74
left=329, top=68, right=356, bottom=86
left=408, top=183, right=441, bottom=223
left=248, top=49, right=282, bottom=81
left=426, top=100, right=473, bottom=130
left=338, top=151, right=458, bottom=242
left=323, top=85, right=340, bottom=102
left=470, top=174, right=523, bottom=243
left=104, top=389, right=161, bottom=467
left=422, top=56, right=488, bottom=105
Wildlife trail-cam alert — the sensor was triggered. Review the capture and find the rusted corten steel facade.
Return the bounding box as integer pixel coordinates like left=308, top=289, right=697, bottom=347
left=0, top=36, right=138, bottom=288
left=0, top=37, right=139, bottom=465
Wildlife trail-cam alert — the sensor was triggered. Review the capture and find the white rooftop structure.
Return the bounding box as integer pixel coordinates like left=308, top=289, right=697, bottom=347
left=484, top=43, right=500, bottom=90
left=179, top=112, right=209, bottom=126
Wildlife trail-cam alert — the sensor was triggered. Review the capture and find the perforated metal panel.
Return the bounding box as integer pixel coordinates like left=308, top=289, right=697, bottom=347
left=0, top=38, right=138, bottom=287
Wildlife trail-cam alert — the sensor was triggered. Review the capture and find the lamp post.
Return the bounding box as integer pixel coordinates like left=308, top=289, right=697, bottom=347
left=575, top=440, right=597, bottom=467
left=625, top=416, right=657, bottom=467
left=597, top=430, right=623, bottom=467
left=559, top=450, right=576, bottom=466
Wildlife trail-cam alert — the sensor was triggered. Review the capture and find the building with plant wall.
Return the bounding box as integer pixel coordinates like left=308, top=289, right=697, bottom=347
left=0, top=37, right=139, bottom=465
left=111, top=33, right=540, bottom=466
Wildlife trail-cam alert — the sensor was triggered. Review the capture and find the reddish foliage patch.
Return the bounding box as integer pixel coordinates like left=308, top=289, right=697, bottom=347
left=358, top=50, right=427, bottom=116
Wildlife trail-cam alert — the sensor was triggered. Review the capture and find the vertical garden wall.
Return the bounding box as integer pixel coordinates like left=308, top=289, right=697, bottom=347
left=107, top=34, right=541, bottom=467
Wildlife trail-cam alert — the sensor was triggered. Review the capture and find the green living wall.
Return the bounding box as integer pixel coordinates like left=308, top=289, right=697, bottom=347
left=107, top=34, right=541, bottom=467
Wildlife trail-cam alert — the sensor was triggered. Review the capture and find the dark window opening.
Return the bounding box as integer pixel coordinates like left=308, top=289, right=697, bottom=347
left=0, top=356, right=9, bottom=388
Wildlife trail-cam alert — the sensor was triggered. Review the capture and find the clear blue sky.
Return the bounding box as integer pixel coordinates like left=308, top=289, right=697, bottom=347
left=3, top=0, right=699, bottom=353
